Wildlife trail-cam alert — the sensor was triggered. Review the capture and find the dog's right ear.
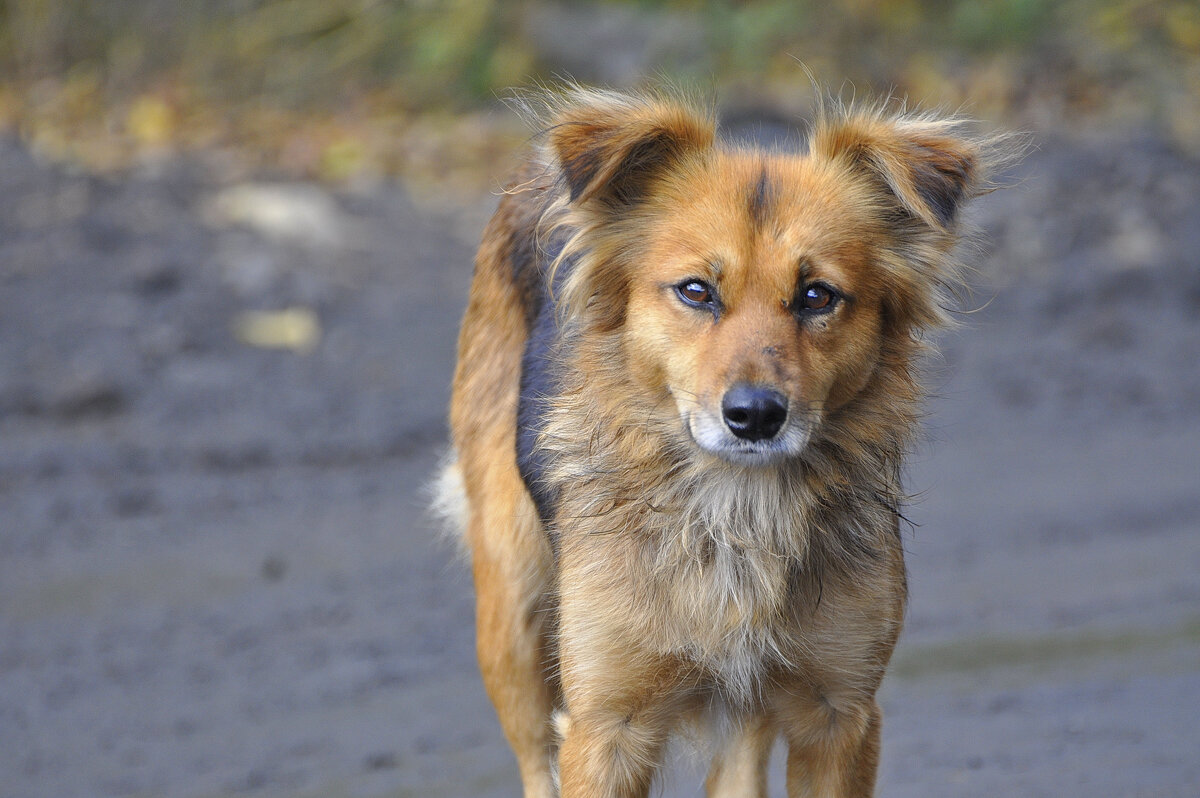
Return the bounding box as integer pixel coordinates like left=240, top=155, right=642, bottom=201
left=547, top=89, right=715, bottom=207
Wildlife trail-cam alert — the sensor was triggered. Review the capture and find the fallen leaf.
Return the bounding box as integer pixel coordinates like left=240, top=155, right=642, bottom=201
left=233, top=307, right=321, bottom=353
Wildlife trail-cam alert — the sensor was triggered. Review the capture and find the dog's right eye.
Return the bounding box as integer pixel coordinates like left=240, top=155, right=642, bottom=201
left=676, top=280, right=714, bottom=307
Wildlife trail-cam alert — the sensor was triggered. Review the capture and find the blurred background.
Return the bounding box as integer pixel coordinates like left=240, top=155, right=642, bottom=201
left=1, top=2, right=1198, bottom=797
left=3, top=0, right=1200, bottom=188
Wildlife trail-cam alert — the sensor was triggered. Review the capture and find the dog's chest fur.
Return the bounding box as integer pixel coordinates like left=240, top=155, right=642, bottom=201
left=549, top=427, right=883, bottom=703
left=652, top=503, right=800, bottom=703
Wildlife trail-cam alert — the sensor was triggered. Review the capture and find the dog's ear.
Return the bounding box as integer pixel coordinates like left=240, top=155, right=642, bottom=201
left=810, top=109, right=986, bottom=231
left=548, top=90, right=714, bottom=207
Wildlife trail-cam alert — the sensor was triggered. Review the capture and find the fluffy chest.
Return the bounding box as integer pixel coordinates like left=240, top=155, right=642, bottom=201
left=650, top=522, right=799, bottom=694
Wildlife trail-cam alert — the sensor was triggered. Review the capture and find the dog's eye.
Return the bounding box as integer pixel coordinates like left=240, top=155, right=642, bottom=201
left=676, top=280, right=715, bottom=306
left=797, top=283, right=838, bottom=313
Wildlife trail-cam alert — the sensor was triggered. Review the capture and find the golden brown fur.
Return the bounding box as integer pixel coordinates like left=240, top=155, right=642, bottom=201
left=438, top=85, right=1013, bottom=797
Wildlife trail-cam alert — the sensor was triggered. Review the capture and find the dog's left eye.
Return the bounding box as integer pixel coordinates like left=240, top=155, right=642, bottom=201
left=797, top=283, right=838, bottom=313
left=676, top=280, right=715, bottom=306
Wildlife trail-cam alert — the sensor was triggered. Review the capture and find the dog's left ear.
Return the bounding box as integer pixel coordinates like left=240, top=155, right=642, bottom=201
left=548, top=90, right=715, bottom=207
left=810, top=110, right=987, bottom=231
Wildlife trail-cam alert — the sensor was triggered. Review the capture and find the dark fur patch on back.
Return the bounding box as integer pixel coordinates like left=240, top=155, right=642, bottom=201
left=508, top=225, right=546, bottom=329
left=516, top=236, right=571, bottom=540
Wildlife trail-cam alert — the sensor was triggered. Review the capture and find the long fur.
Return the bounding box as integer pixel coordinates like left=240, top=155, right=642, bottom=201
left=440, top=83, right=1019, bottom=798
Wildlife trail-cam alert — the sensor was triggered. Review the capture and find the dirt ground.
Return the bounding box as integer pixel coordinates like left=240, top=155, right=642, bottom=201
left=1, top=113, right=1198, bottom=798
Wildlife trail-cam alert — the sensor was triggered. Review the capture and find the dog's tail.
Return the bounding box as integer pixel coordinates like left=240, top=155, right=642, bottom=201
left=429, top=452, right=469, bottom=556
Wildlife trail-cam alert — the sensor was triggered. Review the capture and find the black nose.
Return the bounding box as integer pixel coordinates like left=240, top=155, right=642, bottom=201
left=721, top=384, right=788, bottom=441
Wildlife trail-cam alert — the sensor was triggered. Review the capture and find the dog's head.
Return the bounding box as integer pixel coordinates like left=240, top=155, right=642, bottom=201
left=543, top=88, right=1006, bottom=466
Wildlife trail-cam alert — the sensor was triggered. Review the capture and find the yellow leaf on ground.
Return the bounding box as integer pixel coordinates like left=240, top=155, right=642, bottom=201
left=127, top=95, right=174, bottom=146
left=233, top=308, right=320, bottom=354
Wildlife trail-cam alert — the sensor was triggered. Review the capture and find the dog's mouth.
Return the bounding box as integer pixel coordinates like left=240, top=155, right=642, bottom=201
left=681, top=406, right=813, bottom=467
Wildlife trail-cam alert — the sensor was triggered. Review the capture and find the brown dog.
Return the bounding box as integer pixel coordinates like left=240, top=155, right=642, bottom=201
left=437, top=85, right=1010, bottom=797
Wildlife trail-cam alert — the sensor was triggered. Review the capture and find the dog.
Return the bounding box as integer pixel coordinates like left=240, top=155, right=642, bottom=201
left=437, top=85, right=1010, bottom=797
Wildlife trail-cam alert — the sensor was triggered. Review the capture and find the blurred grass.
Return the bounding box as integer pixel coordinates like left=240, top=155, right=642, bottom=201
left=1, top=0, right=1197, bottom=192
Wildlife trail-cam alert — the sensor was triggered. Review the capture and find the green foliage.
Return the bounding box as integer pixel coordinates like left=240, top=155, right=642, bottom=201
left=946, top=0, right=1054, bottom=50
left=0, top=0, right=1194, bottom=112
left=1, top=0, right=1197, bottom=178
left=0, top=0, right=515, bottom=108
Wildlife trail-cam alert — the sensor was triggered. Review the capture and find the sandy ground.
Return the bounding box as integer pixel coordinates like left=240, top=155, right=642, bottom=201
left=1, top=118, right=1198, bottom=798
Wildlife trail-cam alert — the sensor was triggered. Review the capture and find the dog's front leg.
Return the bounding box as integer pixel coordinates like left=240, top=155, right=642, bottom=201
left=554, top=592, right=687, bottom=798
left=556, top=669, right=689, bottom=798
left=555, top=702, right=666, bottom=798
left=781, top=697, right=882, bottom=798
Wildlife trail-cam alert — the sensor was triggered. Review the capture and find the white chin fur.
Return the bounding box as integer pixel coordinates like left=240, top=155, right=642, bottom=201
left=686, top=411, right=811, bottom=466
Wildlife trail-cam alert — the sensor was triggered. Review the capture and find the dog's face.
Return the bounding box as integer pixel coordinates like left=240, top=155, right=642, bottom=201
left=549, top=91, right=985, bottom=466
left=622, top=155, right=888, bottom=465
